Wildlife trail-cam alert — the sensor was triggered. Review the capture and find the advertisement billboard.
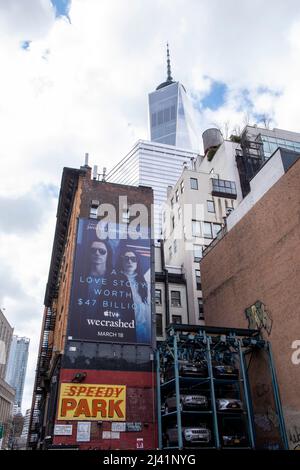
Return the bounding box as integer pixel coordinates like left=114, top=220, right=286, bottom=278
left=57, top=383, right=126, bottom=421
left=67, top=219, right=152, bottom=344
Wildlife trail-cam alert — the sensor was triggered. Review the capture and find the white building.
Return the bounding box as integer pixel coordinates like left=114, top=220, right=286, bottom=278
left=162, top=129, right=242, bottom=324
left=107, top=140, right=200, bottom=239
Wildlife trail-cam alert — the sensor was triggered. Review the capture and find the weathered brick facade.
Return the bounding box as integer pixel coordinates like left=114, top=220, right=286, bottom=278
left=201, top=158, right=300, bottom=449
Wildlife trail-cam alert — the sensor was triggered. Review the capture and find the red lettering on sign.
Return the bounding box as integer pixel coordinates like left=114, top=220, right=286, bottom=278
left=74, top=399, right=91, bottom=417
left=61, top=398, right=77, bottom=417
left=91, top=399, right=107, bottom=417
left=108, top=400, right=124, bottom=418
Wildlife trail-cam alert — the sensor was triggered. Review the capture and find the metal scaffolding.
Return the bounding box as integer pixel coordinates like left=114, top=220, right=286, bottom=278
left=156, top=324, right=288, bottom=450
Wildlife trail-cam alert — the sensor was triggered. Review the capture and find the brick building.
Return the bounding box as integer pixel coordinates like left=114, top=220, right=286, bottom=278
left=29, top=162, right=157, bottom=449
left=201, top=148, right=300, bottom=449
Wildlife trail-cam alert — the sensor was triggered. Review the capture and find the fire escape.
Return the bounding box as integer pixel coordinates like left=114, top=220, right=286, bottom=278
left=236, top=130, right=265, bottom=197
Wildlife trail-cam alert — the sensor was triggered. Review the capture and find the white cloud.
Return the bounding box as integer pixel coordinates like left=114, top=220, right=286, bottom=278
left=1, top=0, right=300, bottom=413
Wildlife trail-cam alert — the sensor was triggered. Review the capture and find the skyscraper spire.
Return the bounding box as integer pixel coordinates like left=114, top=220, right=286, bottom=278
left=166, top=42, right=173, bottom=82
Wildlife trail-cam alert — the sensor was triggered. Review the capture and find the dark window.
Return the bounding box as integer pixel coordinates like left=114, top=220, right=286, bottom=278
left=211, top=178, right=237, bottom=199
left=180, top=180, right=184, bottom=193
left=203, top=221, right=212, bottom=238
left=175, top=189, right=179, bottom=202
left=90, top=200, right=99, bottom=219
left=172, top=315, right=182, bottom=324
left=190, top=177, right=198, bottom=190
left=212, top=223, right=222, bottom=238
left=158, top=110, right=163, bottom=125
left=198, top=298, right=204, bottom=320
left=193, top=245, right=202, bottom=262
left=156, top=314, right=163, bottom=337
left=155, top=289, right=162, bottom=306
left=192, top=220, right=201, bottom=237
left=171, top=105, right=176, bottom=120
left=171, top=291, right=181, bottom=307
left=195, top=270, right=201, bottom=290
left=207, top=200, right=215, bottom=213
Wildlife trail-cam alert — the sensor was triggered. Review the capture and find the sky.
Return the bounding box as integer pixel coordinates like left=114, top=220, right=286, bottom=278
left=1, top=0, right=300, bottom=414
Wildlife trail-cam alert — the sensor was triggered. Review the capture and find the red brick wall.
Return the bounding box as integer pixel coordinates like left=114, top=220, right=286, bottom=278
left=201, top=158, right=300, bottom=449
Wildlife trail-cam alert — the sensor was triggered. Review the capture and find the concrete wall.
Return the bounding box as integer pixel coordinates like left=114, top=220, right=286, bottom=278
left=200, top=158, right=300, bottom=449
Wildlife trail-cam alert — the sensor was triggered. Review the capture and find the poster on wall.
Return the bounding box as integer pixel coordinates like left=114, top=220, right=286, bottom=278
left=76, top=422, right=91, bottom=442
left=57, top=383, right=126, bottom=421
left=67, top=219, right=152, bottom=344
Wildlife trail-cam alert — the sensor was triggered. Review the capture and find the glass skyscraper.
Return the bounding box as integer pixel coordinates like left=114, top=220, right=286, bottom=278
left=5, top=336, right=29, bottom=410
left=107, top=46, right=201, bottom=237
left=148, top=46, right=199, bottom=150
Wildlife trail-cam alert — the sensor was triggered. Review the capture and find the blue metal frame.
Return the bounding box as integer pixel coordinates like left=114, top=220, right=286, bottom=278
left=238, top=339, right=255, bottom=448
left=173, top=332, right=183, bottom=449
left=156, top=326, right=288, bottom=451
left=206, top=334, right=220, bottom=449
left=267, top=342, right=289, bottom=449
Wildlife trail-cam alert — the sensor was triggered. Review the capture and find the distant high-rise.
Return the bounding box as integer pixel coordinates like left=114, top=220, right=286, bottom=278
left=148, top=44, right=199, bottom=150
left=5, top=336, right=29, bottom=410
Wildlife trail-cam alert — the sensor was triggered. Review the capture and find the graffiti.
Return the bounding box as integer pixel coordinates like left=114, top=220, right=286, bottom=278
left=254, top=408, right=278, bottom=432
left=255, top=383, right=270, bottom=398
left=255, top=414, right=272, bottom=432
left=288, top=426, right=300, bottom=450
left=245, top=301, right=273, bottom=335
left=267, top=407, right=279, bottom=428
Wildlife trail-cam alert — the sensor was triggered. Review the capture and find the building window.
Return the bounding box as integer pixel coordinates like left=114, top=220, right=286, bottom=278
left=178, top=207, right=182, bottom=219
left=175, top=189, right=179, bottom=203
left=180, top=180, right=184, bottom=193
left=207, top=200, right=215, bottom=213
left=193, top=244, right=202, bottom=262
left=171, top=291, right=181, bottom=307
left=195, top=269, right=201, bottom=290
left=212, top=223, right=222, bottom=238
left=172, top=315, right=182, bottom=324
left=156, top=314, right=163, bottom=337
left=190, top=177, right=198, bottom=190
left=155, top=289, right=162, bottom=306
left=173, top=239, right=177, bottom=254
left=171, top=215, right=175, bottom=230
left=122, top=209, right=130, bottom=223
left=163, top=211, right=166, bottom=224
left=192, top=220, right=201, bottom=237
left=169, top=245, right=172, bottom=259
left=211, top=178, right=237, bottom=199
left=89, top=200, right=99, bottom=219
left=171, top=197, right=174, bottom=209
left=203, top=221, right=212, bottom=238
left=198, top=298, right=204, bottom=320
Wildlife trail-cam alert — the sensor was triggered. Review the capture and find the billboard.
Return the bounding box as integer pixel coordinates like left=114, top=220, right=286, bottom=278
left=57, top=383, right=126, bottom=421
left=67, top=219, right=152, bottom=344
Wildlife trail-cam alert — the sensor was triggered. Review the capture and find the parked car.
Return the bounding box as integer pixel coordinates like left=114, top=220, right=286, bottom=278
left=165, top=424, right=211, bottom=447
left=164, top=393, right=208, bottom=413
left=164, top=360, right=207, bottom=381
left=222, top=433, right=247, bottom=446
left=213, top=364, right=239, bottom=379
left=216, top=398, right=243, bottom=411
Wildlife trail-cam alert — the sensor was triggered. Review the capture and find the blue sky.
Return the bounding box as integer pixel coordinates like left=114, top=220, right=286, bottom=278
left=201, top=80, right=228, bottom=111
left=50, top=0, right=71, bottom=18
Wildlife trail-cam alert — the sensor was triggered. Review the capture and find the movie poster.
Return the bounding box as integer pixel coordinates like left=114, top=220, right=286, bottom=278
left=67, top=219, right=152, bottom=344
